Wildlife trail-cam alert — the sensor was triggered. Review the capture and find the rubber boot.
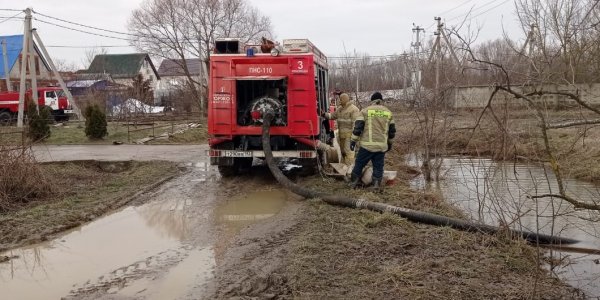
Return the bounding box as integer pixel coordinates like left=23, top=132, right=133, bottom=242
left=348, top=173, right=360, bottom=189
left=370, top=177, right=383, bottom=193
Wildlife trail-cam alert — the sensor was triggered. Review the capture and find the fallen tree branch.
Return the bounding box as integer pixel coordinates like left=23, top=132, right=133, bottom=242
left=546, top=118, right=600, bottom=129
left=525, top=90, right=600, bottom=116
left=529, top=194, right=600, bottom=211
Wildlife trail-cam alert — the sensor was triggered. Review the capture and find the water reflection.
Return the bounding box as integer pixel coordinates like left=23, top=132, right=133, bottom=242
left=408, top=154, right=600, bottom=298
left=0, top=206, right=183, bottom=299
left=216, top=189, right=288, bottom=234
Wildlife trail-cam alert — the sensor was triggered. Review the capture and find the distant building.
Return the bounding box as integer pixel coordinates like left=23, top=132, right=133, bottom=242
left=66, top=73, right=118, bottom=96
left=450, top=83, right=600, bottom=109
left=81, top=53, right=160, bottom=91
left=0, top=34, right=56, bottom=91
left=155, top=58, right=204, bottom=106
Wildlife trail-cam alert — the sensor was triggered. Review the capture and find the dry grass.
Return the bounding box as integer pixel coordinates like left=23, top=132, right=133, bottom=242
left=283, top=202, right=581, bottom=299
left=0, top=160, right=179, bottom=251
left=393, top=108, right=600, bottom=183
left=207, top=139, right=584, bottom=299
left=0, top=146, right=53, bottom=212
left=268, top=152, right=583, bottom=299
left=148, top=126, right=208, bottom=144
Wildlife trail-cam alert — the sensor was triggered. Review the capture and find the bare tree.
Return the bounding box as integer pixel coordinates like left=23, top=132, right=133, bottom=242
left=53, top=59, right=79, bottom=72
left=128, top=0, right=273, bottom=113
left=81, top=47, right=108, bottom=70
left=447, top=0, right=600, bottom=211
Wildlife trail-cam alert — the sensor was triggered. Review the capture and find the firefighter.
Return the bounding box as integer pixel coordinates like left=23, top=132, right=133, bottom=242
left=322, top=93, right=361, bottom=165
left=348, top=92, right=396, bottom=191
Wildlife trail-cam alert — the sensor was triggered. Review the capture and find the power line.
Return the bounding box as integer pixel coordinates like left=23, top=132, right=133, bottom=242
left=328, top=55, right=400, bottom=60
left=0, top=8, right=23, bottom=12
left=32, top=9, right=138, bottom=37
left=437, top=0, right=474, bottom=16
left=461, top=0, right=511, bottom=23
left=0, top=11, right=23, bottom=24
left=445, top=0, right=505, bottom=23
left=33, top=17, right=136, bottom=42
left=31, top=10, right=202, bottom=45
left=45, top=45, right=132, bottom=48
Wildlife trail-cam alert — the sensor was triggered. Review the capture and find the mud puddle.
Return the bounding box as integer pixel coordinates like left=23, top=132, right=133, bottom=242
left=0, top=165, right=218, bottom=300
left=216, top=189, right=289, bottom=235
left=0, top=205, right=184, bottom=299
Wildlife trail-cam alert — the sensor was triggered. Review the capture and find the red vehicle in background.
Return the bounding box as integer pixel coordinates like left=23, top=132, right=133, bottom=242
left=0, top=87, right=73, bottom=124
left=208, top=38, right=331, bottom=176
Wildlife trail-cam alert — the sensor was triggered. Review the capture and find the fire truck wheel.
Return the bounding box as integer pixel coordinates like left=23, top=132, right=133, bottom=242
left=218, top=165, right=237, bottom=177
left=218, top=157, right=253, bottom=177
left=299, top=158, right=319, bottom=176
left=0, top=111, right=12, bottom=126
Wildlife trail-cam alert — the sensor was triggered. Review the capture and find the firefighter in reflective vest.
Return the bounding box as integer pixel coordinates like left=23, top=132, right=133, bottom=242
left=322, top=93, right=361, bottom=165
left=349, top=92, right=396, bottom=191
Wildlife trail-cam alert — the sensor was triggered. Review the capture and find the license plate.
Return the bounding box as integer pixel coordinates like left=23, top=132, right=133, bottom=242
left=223, top=150, right=252, bottom=157
left=64, top=110, right=74, bottom=114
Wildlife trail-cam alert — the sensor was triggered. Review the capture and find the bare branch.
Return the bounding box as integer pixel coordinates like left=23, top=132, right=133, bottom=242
left=547, top=118, right=600, bottom=129
left=529, top=194, right=600, bottom=211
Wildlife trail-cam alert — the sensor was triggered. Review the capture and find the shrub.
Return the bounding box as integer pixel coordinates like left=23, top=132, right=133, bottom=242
left=85, top=104, right=108, bottom=140
left=27, top=102, right=51, bottom=142
left=0, top=147, right=52, bottom=212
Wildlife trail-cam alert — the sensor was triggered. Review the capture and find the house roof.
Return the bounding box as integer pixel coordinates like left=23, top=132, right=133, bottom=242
left=66, top=79, right=106, bottom=88
left=0, top=34, right=51, bottom=79
left=84, top=53, right=159, bottom=80
left=0, top=35, right=22, bottom=78
left=157, top=58, right=203, bottom=77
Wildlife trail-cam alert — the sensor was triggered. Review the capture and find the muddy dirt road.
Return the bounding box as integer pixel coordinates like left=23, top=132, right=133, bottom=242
left=32, top=144, right=208, bottom=162
left=1, top=145, right=301, bottom=299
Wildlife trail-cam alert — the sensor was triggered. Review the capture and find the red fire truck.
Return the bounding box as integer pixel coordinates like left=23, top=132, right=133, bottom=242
left=0, top=87, right=72, bottom=124
left=208, top=38, right=331, bottom=176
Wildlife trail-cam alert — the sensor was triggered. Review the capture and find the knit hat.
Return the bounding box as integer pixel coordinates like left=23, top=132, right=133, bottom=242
left=370, top=92, right=383, bottom=101
left=339, top=93, right=350, bottom=106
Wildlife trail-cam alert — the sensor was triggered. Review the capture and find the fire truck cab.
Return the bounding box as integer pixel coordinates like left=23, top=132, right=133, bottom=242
left=0, top=87, right=73, bottom=124
left=208, top=38, right=330, bottom=176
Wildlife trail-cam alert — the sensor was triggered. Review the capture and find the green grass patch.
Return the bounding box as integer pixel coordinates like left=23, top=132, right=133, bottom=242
left=1, top=121, right=206, bottom=145
left=148, top=127, right=208, bottom=144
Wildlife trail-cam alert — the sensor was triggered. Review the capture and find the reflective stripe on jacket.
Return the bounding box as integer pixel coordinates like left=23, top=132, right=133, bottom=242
left=351, top=104, right=395, bottom=152
left=325, top=103, right=360, bottom=135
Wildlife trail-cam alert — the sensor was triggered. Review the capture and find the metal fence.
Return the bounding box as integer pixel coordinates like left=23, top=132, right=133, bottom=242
left=0, top=111, right=204, bottom=145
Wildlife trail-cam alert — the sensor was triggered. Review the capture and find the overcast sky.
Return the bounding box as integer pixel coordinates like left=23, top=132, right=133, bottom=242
left=0, top=0, right=523, bottom=69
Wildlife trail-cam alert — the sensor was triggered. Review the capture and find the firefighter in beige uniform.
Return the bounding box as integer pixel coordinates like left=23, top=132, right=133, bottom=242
left=322, top=93, right=361, bottom=165
left=349, top=92, right=396, bottom=191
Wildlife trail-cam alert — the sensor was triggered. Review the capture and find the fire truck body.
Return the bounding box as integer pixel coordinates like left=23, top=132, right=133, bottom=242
left=208, top=38, right=330, bottom=175
left=0, top=87, right=72, bottom=123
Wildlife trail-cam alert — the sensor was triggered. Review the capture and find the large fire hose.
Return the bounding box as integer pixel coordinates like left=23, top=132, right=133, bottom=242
left=261, top=112, right=577, bottom=245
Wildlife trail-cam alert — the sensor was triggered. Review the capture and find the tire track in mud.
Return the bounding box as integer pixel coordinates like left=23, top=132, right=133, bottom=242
left=64, top=162, right=221, bottom=300
left=4, top=144, right=306, bottom=300
left=60, top=160, right=302, bottom=299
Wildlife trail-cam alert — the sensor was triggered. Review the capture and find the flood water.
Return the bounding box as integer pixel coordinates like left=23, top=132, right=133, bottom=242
left=0, top=204, right=190, bottom=299
left=216, top=189, right=288, bottom=234
left=0, top=163, right=289, bottom=299
left=408, top=155, right=600, bottom=298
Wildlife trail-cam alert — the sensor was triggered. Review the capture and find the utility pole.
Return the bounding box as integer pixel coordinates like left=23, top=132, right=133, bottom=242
left=402, top=51, right=408, bottom=101
left=412, top=24, right=424, bottom=99
left=32, top=29, right=83, bottom=120
left=17, top=8, right=31, bottom=128
left=28, top=26, right=39, bottom=114
left=428, top=17, right=460, bottom=68
left=2, top=40, right=12, bottom=92
left=198, top=40, right=205, bottom=114
left=440, top=25, right=460, bottom=66
left=434, top=17, right=442, bottom=93
left=520, top=23, right=537, bottom=82
left=354, top=49, right=359, bottom=100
